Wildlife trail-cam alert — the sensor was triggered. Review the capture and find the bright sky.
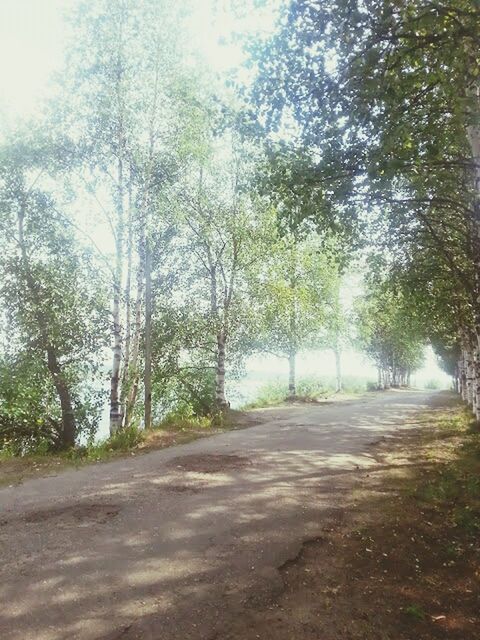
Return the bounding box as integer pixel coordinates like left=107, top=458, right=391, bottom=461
left=0, top=0, right=280, bottom=121
left=0, top=0, right=67, bottom=119
left=0, top=0, right=450, bottom=392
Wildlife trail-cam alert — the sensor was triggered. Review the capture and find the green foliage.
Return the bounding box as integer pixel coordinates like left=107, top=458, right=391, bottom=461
left=253, top=227, right=342, bottom=358
left=405, top=604, right=426, bottom=621
left=424, top=379, right=442, bottom=390
left=158, top=411, right=213, bottom=432
left=355, top=281, right=425, bottom=383
left=68, top=426, right=145, bottom=462
left=0, top=355, right=60, bottom=455
left=252, top=0, right=480, bottom=381
left=244, top=374, right=371, bottom=408
left=102, top=426, right=145, bottom=452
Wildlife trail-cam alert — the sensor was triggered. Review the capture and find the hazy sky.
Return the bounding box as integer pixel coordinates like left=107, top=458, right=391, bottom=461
left=0, top=0, right=67, bottom=118
left=0, top=0, right=279, bottom=119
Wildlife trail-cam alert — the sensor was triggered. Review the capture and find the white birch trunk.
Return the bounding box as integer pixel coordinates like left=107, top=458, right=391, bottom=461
left=334, top=347, right=342, bottom=393
left=144, top=236, right=153, bottom=429
left=215, top=329, right=227, bottom=407
left=109, top=170, right=124, bottom=435
left=461, top=349, right=468, bottom=401
left=466, top=347, right=475, bottom=408
left=288, top=351, right=296, bottom=397
left=124, top=244, right=144, bottom=427
left=466, top=84, right=480, bottom=422
left=377, top=367, right=383, bottom=390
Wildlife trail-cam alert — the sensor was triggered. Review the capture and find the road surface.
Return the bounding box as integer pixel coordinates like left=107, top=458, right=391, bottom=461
left=0, top=390, right=444, bottom=640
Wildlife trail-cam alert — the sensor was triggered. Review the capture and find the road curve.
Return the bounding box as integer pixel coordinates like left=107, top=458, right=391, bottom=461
left=0, top=390, right=447, bottom=640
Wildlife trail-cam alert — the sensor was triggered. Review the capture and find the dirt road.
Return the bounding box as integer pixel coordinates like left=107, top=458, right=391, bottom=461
left=0, top=390, right=442, bottom=640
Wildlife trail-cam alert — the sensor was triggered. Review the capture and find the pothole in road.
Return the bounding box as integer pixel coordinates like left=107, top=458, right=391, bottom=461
left=23, top=502, right=121, bottom=526
left=167, top=453, right=251, bottom=474
left=161, top=484, right=203, bottom=493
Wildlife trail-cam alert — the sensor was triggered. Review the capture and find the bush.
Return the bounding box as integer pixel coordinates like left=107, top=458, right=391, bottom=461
left=67, top=425, right=145, bottom=462
left=0, top=356, right=61, bottom=455
left=152, top=367, right=217, bottom=422
left=424, top=378, right=442, bottom=390
left=244, top=379, right=289, bottom=408
left=106, top=425, right=145, bottom=450
left=158, top=409, right=212, bottom=431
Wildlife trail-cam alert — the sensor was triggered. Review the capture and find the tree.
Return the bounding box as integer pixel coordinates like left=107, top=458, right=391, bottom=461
left=0, top=134, right=108, bottom=449
left=255, top=228, right=338, bottom=396
left=178, top=129, right=267, bottom=409
left=62, top=0, right=205, bottom=431
left=356, top=284, right=425, bottom=389
left=322, top=271, right=349, bottom=393
left=252, top=0, right=480, bottom=417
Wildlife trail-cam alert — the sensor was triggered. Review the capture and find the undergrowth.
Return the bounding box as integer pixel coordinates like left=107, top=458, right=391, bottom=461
left=411, top=407, right=480, bottom=538
left=243, top=374, right=374, bottom=409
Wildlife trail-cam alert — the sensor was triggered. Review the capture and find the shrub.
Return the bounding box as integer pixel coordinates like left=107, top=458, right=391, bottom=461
left=0, top=356, right=61, bottom=455
left=158, top=409, right=212, bottom=431
left=424, top=378, right=442, bottom=390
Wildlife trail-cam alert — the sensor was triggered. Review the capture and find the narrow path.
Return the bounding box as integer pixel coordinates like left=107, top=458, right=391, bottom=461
left=0, top=390, right=444, bottom=640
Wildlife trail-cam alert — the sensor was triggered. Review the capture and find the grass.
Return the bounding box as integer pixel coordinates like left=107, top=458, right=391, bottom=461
left=405, top=604, right=427, bottom=621
left=243, top=374, right=374, bottom=409
left=411, top=415, right=480, bottom=538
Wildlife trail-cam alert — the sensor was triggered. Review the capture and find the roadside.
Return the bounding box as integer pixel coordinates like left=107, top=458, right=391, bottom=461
left=0, top=409, right=262, bottom=487
left=0, top=392, right=359, bottom=488
left=223, top=394, right=480, bottom=639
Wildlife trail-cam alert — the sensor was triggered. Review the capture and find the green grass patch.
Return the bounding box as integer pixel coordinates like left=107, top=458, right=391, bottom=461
left=411, top=405, right=480, bottom=535
left=243, top=375, right=375, bottom=409
left=404, top=604, right=426, bottom=621
left=157, top=412, right=213, bottom=431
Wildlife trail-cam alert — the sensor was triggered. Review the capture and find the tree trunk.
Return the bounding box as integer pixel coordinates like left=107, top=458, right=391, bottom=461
left=110, top=158, right=125, bottom=435
left=215, top=329, right=227, bottom=408
left=334, top=346, right=342, bottom=393
left=459, top=349, right=465, bottom=399
left=121, top=182, right=134, bottom=421
left=124, top=242, right=144, bottom=427
left=475, top=348, right=480, bottom=423
left=110, top=270, right=123, bottom=434
left=384, top=368, right=391, bottom=389
left=46, top=347, right=76, bottom=449
left=144, top=235, right=152, bottom=430
left=467, top=85, right=480, bottom=422
left=288, top=350, right=296, bottom=397
left=466, top=346, right=475, bottom=409
left=377, top=366, right=383, bottom=389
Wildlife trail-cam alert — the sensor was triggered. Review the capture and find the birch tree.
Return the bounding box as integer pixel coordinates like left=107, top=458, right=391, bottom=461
left=63, top=0, right=202, bottom=431
left=178, top=129, right=267, bottom=410
left=255, top=229, right=338, bottom=397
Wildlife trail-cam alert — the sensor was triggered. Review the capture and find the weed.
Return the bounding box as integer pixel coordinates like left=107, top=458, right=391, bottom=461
left=405, top=604, right=426, bottom=620
left=157, top=412, right=213, bottom=431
